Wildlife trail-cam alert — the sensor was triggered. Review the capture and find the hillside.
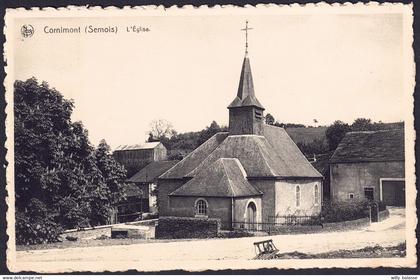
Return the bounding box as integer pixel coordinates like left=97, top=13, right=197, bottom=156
left=285, top=127, right=328, bottom=146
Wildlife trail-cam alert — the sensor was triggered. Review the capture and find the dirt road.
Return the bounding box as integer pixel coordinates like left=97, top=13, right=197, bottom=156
left=11, top=207, right=407, bottom=272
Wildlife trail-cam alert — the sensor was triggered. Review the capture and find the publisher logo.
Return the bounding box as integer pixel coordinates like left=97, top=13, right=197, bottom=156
left=21, top=24, right=34, bottom=38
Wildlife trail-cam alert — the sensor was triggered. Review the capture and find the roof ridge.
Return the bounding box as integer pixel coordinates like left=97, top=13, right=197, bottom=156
left=160, top=132, right=228, bottom=179
left=185, top=139, right=226, bottom=177
left=228, top=134, right=265, bottom=138
left=232, top=158, right=248, bottom=178
left=220, top=159, right=236, bottom=197
left=255, top=138, right=278, bottom=176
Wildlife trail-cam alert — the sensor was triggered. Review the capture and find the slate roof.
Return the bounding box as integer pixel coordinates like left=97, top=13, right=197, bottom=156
left=160, top=132, right=229, bottom=179
left=330, top=129, right=405, bottom=163
left=115, top=142, right=162, bottom=151
left=124, top=184, right=144, bottom=197
left=128, top=160, right=179, bottom=183
left=228, top=56, right=264, bottom=110
left=169, top=158, right=262, bottom=197
left=160, top=124, right=322, bottom=180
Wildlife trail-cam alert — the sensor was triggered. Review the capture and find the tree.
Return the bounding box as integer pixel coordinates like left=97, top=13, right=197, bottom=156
left=325, top=120, right=351, bottom=151
left=265, top=113, right=275, bottom=125
left=351, top=118, right=373, bottom=131
left=14, top=78, right=127, bottom=243
left=91, top=140, right=128, bottom=225
left=197, top=121, right=223, bottom=146
left=273, top=122, right=305, bottom=128
left=147, top=119, right=175, bottom=141
left=297, top=138, right=329, bottom=156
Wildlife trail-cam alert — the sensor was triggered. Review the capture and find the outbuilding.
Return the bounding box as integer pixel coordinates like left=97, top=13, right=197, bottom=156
left=329, top=129, right=405, bottom=206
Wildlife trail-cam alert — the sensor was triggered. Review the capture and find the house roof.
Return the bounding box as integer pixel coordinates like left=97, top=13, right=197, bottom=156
left=160, top=125, right=322, bottom=180
left=124, top=184, right=144, bottom=197
left=169, top=158, right=262, bottom=197
left=114, top=142, right=162, bottom=151
left=228, top=56, right=264, bottom=110
left=128, top=160, right=179, bottom=183
left=330, top=129, right=405, bottom=163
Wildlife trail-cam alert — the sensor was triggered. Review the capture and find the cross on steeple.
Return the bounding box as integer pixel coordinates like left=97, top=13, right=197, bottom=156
left=241, top=20, right=253, bottom=55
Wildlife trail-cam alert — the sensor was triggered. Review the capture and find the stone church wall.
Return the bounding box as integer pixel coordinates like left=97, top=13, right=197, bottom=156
left=157, top=179, right=185, bottom=216
left=167, top=196, right=232, bottom=229
left=233, top=196, right=262, bottom=224
left=275, top=179, right=322, bottom=217
left=249, top=180, right=275, bottom=223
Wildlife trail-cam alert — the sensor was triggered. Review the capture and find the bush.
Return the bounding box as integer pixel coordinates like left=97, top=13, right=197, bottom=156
left=322, top=199, right=370, bottom=223
left=217, top=230, right=254, bottom=238
left=16, top=199, right=63, bottom=245
left=377, top=200, right=387, bottom=212
left=155, top=216, right=220, bottom=239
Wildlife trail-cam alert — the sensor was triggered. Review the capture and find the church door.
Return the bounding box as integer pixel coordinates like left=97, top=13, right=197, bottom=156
left=246, top=202, right=257, bottom=230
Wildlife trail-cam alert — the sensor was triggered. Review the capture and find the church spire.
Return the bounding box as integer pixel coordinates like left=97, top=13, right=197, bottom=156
left=228, top=21, right=264, bottom=110
left=228, top=21, right=265, bottom=136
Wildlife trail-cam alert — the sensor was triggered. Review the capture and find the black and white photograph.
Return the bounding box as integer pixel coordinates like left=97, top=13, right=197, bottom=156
left=3, top=3, right=416, bottom=272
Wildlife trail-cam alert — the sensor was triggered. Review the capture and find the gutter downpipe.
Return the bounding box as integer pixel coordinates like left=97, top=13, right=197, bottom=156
left=231, top=197, right=235, bottom=231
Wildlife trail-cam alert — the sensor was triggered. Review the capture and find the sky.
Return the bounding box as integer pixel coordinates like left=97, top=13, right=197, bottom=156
left=12, top=11, right=407, bottom=149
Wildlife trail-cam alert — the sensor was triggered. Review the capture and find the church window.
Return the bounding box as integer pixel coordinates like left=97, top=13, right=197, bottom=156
left=296, top=185, right=300, bottom=208
left=314, top=184, right=319, bottom=205
left=195, top=199, right=208, bottom=216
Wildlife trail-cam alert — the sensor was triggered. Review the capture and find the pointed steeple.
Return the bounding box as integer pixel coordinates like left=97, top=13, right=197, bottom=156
left=228, top=21, right=265, bottom=136
left=228, top=55, right=265, bottom=110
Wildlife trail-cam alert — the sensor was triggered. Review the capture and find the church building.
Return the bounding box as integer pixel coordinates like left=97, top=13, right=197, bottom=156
left=158, top=26, right=323, bottom=230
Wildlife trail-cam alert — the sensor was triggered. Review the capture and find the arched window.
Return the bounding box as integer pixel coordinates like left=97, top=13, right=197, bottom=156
left=296, top=185, right=300, bottom=208
left=195, top=199, right=208, bottom=216
left=314, top=184, right=320, bottom=205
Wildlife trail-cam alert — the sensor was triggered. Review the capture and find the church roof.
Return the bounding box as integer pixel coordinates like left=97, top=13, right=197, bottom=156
left=169, top=158, right=262, bottom=197
left=330, top=129, right=404, bottom=164
left=127, top=160, right=179, bottom=183
left=228, top=56, right=265, bottom=110
left=160, top=125, right=322, bottom=180
left=160, top=132, right=229, bottom=179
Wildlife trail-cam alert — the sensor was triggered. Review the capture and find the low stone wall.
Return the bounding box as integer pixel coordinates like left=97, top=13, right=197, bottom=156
left=61, top=219, right=158, bottom=240
left=62, top=226, right=111, bottom=240
left=111, top=225, right=154, bottom=239
left=378, top=209, right=390, bottom=222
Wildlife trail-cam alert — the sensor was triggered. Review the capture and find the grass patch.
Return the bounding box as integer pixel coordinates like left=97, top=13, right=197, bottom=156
left=261, top=242, right=406, bottom=259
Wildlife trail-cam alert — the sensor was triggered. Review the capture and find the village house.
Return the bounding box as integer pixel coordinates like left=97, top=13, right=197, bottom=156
left=157, top=49, right=323, bottom=230
left=329, top=129, right=405, bottom=206
left=112, top=142, right=173, bottom=223
left=113, top=142, right=167, bottom=177
left=127, top=160, right=179, bottom=213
